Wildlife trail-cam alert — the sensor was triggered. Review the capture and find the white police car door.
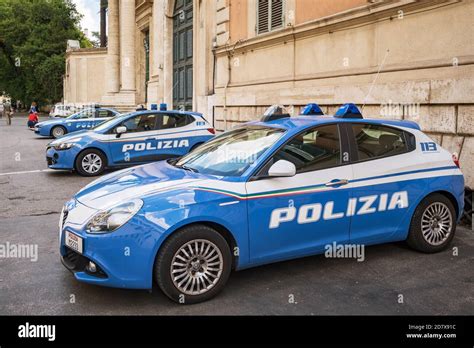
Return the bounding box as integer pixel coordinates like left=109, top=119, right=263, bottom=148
left=109, top=113, right=161, bottom=164
left=66, top=109, right=96, bottom=131
left=93, top=109, right=115, bottom=126
left=246, top=124, right=353, bottom=263
left=347, top=123, right=415, bottom=244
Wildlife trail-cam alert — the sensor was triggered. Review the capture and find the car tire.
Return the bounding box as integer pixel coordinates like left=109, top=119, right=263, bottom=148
left=51, top=126, right=66, bottom=138
left=406, top=193, right=457, bottom=253
left=154, top=224, right=232, bottom=304
left=75, top=149, right=107, bottom=177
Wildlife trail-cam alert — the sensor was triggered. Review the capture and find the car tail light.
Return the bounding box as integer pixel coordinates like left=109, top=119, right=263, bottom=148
left=452, top=152, right=460, bottom=168
left=207, top=128, right=216, bottom=134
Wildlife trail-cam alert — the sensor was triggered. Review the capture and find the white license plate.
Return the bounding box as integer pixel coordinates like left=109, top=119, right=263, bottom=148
left=65, top=231, right=83, bottom=254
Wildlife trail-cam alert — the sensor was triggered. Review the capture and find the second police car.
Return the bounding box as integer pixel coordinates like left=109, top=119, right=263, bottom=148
left=35, top=106, right=120, bottom=138
left=59, top=103, right=464, bottom=304
left=46, top=108, right=215, bottom=176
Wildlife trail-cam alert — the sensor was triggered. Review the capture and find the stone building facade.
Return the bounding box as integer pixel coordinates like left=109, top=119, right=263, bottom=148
left=63, top=0, right=474, bottom=186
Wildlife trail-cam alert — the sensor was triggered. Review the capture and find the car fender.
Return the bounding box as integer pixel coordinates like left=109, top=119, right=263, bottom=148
left=140, top=189, right=250, bottom=281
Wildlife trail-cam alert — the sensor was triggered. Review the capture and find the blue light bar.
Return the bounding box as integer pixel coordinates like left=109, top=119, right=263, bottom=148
left=301, top=103, right=324, bottom=116
left=334, top=103, right=363, bottom=119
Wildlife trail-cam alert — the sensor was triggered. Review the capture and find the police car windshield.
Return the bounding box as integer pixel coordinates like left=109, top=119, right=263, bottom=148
left=92, top=112, right=131, bottom=131
left=175, top=126, right=285, bottom=177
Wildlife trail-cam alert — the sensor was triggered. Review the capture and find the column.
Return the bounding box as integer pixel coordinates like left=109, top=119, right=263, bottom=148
left=105, top=0, right=120, bottom=93
left=120, top=0, right=136, bottom=91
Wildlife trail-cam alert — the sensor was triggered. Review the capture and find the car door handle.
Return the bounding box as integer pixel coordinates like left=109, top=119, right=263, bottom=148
left=325, top=179, right=349, bottom=187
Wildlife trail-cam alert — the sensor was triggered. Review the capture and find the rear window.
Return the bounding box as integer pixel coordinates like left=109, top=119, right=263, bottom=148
left=351, top=124, right=412, bottom=161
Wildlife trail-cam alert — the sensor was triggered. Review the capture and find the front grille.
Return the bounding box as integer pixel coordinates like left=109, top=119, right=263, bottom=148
left=62, top=248, right=88, bottom=271
left=64, top=247, right=79, bottom=264
left=62, top=209, right=69, bottom=228
left=61, top=248, right=108, bottom=278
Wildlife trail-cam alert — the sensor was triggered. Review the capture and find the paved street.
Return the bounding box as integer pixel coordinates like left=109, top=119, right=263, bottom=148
left=0, top=116, right=473, bottom=315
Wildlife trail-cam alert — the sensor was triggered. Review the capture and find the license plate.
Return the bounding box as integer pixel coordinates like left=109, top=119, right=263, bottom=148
left=65, top=231, right=83, bottom=254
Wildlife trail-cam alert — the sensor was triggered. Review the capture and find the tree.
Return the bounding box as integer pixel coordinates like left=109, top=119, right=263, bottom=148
left=0, top=0, right=90, bottom=107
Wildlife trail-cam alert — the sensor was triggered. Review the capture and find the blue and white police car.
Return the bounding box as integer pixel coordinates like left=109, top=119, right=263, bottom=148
left=59, top=103, right=464, bottom=304
left=47, top=108, right=215, bottom=176
left=35, top=107, right=119, bottom=138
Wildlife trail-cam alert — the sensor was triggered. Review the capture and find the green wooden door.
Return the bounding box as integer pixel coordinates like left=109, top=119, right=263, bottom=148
left=173, top=0, right=193, bottom=111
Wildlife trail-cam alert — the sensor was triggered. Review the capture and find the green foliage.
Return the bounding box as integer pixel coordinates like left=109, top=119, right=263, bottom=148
left=0, top=0, right=89, bottom=107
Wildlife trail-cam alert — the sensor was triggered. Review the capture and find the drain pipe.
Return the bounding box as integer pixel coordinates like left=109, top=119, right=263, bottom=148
left=223, top=39, right=242, bottom=130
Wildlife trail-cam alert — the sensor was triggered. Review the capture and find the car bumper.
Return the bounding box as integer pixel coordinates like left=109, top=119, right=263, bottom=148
left=46, top=146, right=78, bottom=170
left=59, top=208, right=159, bottom=289
left=35, top=127, right=51, bottom=136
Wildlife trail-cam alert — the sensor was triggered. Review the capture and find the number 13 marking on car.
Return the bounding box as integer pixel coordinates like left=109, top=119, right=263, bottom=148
left=420, top=142, right=438, bottom=152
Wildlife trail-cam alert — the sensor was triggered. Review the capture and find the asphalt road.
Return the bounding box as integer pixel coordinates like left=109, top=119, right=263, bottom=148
left=0, top=115, right=473, bottom=315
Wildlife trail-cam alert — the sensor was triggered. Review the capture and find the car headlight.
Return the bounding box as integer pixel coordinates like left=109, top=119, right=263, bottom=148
left=53, top=143, right=75, bottom=151
left=86, top=199, right=143, bottom=234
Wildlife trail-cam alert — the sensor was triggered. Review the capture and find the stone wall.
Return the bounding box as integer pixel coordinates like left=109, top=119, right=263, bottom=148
left=63, top=48, right=107, bottom=105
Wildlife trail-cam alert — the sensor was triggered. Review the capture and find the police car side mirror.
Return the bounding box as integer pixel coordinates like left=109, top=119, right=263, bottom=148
left=115, top=126, right=127, bottom=138
left=268, top=160, right=296, bottom=177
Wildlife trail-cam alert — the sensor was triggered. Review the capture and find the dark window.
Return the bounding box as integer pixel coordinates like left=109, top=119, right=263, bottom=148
left=161, top=114, right=193, bottom=129
left=121, top=114, right=158, bottom=133
left=351, top=124, right=408, bottom=160
left=273, top=124, right=341, bottom=173
left=97, top=109, right=115, bottom=118
left=257, top=0, right=284, bottom=35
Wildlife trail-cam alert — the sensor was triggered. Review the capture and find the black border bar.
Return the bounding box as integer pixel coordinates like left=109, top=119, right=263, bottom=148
left=0, top=315, right=472, bottom=346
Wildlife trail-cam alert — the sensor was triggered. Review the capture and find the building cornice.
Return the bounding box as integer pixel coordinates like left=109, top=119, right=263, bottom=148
left=66, top=47, right=108, bottom=57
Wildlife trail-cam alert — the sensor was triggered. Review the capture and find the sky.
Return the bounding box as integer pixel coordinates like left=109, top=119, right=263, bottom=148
left=72, top=0, right=100, bottom=39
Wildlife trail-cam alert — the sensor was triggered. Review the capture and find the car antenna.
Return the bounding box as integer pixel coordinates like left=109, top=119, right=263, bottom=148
left=362, top=49, right=390, bottom=112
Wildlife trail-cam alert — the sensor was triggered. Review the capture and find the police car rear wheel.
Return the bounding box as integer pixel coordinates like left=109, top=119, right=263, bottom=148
left=154, top=225, right=232, bottom=304
left=75, top=150, right=106, bottom=176
left=407, top=193, right=456, bottom=253
left=51, top=126, right=66, bottom=138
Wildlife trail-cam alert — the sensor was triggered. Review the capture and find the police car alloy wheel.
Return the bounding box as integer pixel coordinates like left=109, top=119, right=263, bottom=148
left=154, top=225, right=232, bottom=304
left=51, top=125, right=66, bottom=138
left=407, top=193, right=456, bottom=253
left=75, top=149, right=107, bottom=176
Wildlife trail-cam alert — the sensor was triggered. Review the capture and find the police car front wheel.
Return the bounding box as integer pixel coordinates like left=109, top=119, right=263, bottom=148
left=51, top=126, right=66, bottom=138
left=75, top=149, right=107, bottom=176
left=407, top=193, right=456, bottom=253
left=154, top=225, right=232, bottom=304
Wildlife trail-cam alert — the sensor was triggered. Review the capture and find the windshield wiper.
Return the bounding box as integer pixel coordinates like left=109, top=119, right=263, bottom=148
left=178, top=165, right=199, bottom=173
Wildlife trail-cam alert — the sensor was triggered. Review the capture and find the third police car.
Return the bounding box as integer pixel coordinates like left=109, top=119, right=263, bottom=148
left=46, top=108, right=215, bottom=176
left=59, top=103, right=464, bottom=304
left=35, top=106, right=119, bottom=138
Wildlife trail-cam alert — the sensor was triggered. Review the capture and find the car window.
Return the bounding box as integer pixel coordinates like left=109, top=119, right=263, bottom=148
left=76, top=109, right=95, bottom=119
left=161, top=114, right=192, bottom=129
left=122, top=114, right=158, bottom=133
left=272, top=124, right=341, bottom=173
left=351, top=124, right=407, bottom=160
left=97, top=110, right=114, bottom=118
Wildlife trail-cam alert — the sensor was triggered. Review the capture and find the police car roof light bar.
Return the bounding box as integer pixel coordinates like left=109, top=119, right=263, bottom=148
left=334, top=103, right=363, bottom=119
left=301, top=103, right=324, bottom=116
left=261, top=105, right=291, bottom=122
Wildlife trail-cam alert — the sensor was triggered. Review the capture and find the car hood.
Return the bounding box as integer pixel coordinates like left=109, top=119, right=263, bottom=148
left=48, top=130, right=91, bottom=145
left=74, top=161, right=206, bottom=210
